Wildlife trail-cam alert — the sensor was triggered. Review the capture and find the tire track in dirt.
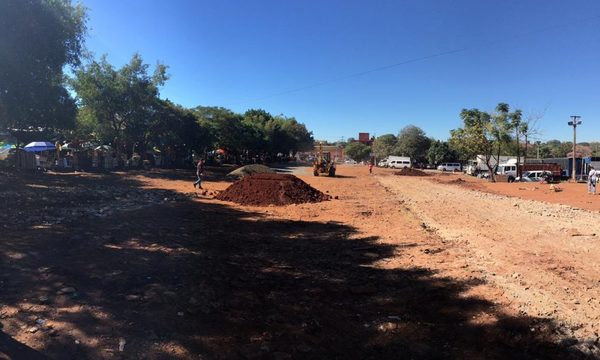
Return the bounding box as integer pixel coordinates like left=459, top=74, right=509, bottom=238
left=378, top=174, right=600, bottom=341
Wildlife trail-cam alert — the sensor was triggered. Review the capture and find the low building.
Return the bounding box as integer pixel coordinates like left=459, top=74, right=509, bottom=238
left=297, top=144, right=345, bottom=163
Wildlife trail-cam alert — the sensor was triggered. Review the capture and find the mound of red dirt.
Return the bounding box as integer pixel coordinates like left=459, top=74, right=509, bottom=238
left=215, top=173, right=330, bottom=206
left=394, top=168, right=428, bottom=176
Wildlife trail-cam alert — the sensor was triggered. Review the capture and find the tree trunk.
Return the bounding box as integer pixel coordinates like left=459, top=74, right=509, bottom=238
left=485, top=154, right=496, bottom=182
left=496, top=143, right=502, bottom=175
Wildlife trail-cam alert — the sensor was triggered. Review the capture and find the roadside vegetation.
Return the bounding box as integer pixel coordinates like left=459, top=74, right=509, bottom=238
left=1, top=1, right=598, bottom=359
left=0, top=0, right=313, bottom=165
left=0, top=0, right=593, bottom=171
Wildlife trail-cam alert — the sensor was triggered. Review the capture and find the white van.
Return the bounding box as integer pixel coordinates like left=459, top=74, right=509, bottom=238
left=496, top=159, right=519, bottom=181
left=437, top=163, right=461, bottom=172
left=387, top=157, right=412, bottom=169
left=496, top=163, right=517, bottom=177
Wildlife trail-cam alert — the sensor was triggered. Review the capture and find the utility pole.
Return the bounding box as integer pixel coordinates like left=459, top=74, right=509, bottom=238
left=536, top=141, right=541, bottom=159
left=568, top=115, right=582, bottom=181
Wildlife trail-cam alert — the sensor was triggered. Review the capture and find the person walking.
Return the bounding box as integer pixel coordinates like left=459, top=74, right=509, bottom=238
left=193, top=159, right=205, bottom=189
left=588, top=166, right=597, bottom=194
left=368, top=161, right=373, bottom=174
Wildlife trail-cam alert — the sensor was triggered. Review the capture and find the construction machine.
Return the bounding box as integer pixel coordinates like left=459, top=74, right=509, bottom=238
left=312, top=143, right=336, bottom=177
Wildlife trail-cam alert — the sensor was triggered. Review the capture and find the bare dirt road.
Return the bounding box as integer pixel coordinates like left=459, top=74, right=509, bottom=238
left=379, top=171, right=600, bottom=343
left=1, top=165, right=597, bottom=359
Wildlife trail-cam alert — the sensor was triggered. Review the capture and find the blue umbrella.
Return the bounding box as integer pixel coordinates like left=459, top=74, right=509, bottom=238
left=24, top=141, right=56, bottom=152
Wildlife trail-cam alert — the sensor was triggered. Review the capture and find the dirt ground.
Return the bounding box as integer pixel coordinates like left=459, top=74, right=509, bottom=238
left=1, top=165, right=599, bottom=359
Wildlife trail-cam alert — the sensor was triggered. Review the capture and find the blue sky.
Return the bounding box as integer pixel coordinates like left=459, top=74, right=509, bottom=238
left=81, top=0, right=600, bottom=142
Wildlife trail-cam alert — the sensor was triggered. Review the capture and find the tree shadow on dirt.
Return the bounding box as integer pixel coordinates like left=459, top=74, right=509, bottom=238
left=125, top=167, right=237, bottom=183
left=0, top=327, right=48, bottom=359
left=0, top=171, right=588, bottom=359
left=331, top=174, right=357, bottom=179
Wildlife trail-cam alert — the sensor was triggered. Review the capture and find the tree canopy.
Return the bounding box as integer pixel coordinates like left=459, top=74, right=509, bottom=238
left=71, top=53, right=168, bottom=155
left=191, top=107, right=313, bottom=161
left=345, top=142, right=371, bottom=162
left=0, top=0, right=87, bottom=141
left=449, top=105, right=526, bottom=182
left=394, top=125, right=431, bottom=163
left=372, top=134, right=397, bottom=159
left=0, top=1, right=573, bottom=171
left=426, top=140, right=457, bottom=165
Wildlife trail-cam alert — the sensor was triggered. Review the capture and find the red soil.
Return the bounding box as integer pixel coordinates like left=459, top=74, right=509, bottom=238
left=394, top=168, right=428, bottom=176
left=215, top=173, right=329, bottom=206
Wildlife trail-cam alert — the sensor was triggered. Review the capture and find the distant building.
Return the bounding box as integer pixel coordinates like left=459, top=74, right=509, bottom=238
left=353, top=132, right=374, bottom=146
left=358, top=133, right=370, bottom=144
left=295, top=143, right=345, bottom=163
left=314, top=145, right=344, bottom=162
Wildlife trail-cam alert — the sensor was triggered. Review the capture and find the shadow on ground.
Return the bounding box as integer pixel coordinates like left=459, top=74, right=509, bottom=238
left=126, top=166, right=237, bottom=183
left=0, top=327, right=48, bottom=359
left=0, top=170, right=586, bottom=359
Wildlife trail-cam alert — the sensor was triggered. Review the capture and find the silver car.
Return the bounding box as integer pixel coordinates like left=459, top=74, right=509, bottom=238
left=516, top=170, right=552, bottom=182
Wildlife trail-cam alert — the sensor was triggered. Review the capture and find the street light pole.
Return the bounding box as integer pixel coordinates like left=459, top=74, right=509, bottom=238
left=568, top=115, right=582, bottom=181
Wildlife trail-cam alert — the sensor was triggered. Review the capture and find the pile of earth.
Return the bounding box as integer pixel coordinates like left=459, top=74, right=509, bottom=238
left=448, top=178, right=466, bottom=184
left=394, top=168, right=428, bottom=176
left=216, top=173, right=329, bottom=206
left=227, top=164, right=276, bottom=178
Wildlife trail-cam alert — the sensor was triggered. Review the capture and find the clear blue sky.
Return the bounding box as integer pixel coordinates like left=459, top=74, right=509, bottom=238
left=81, top=0, right=599, bottom=143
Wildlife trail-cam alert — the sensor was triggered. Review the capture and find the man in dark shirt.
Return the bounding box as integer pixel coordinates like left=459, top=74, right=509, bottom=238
left=193, top=159, right=205, bottom=189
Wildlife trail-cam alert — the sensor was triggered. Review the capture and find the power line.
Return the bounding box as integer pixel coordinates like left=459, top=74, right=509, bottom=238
left=224, top=14, right=600, bottom=107
left=225, top=48, right=469, bottom=106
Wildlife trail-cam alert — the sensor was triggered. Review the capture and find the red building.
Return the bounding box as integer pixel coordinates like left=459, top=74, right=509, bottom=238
left=358, top=133, right=370, bottom=144
left=356, top=132, right=374, bottom=146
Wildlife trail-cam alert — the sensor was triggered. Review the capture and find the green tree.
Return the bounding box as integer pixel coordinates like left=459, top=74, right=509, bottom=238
left=147, top=100, right=213, bottom=165
left=558, top=141, right=574, bottom=157
left=0, top=0, right=87, bottom=143
left=449, top=109, right=498, bottom=181
left=427, top=140, right=457, bottom=165
left=590, top=142, right=600, bottom=156
left=279, top=117, right=314, bottom=155
left=209, top=112, right=248, bottom=159
left=490, top=103, right=513, bottom=169
left=194, top=106, right=264, bottom=162
left=372, top=134, right=397, bottom=159
left=510, top=109, right=524, bottom=176
left=71, top=54, right=168, bottom=156
left=238, top=109, right=313, bottom=161
left=191, top=106, right=313, bottom=163
left=344, top=142, right=371, bottom=162
left=394, top=125, right=431, bottom=163
left=243, top=109, right=274, bottom=125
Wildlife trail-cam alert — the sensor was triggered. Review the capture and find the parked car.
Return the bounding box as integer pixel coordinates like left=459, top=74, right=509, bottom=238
left=377, top=159, right=388, bottom=167
left=516, top=170, right=553, bottom=182
left=437, top=162, right=461, bottom=172
left=344, top=159, right=357, bottom=164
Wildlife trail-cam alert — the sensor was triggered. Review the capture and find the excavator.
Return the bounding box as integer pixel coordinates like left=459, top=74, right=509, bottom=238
left=312, top=143, right=336, bottom=177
